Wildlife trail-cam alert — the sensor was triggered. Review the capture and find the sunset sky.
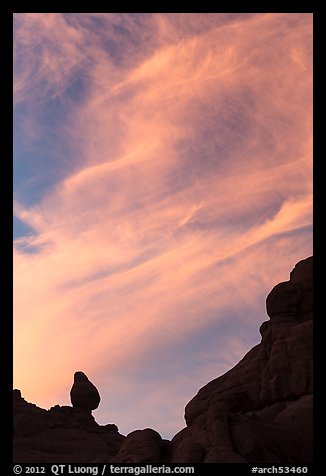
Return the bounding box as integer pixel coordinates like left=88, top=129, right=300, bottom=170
left=13, top=13, right=312, bottom=439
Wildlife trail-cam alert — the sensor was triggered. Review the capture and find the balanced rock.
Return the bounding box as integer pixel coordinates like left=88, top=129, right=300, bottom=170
left=70, top=371, right=101, bottom=412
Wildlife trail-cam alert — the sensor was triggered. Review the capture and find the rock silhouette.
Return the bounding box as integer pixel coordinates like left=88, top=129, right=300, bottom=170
left=13, top=391, right=123, bottom=463
left=70, top=371, right=101, bottom=412
left=13, top=257, right=313, bottom=463
left=113, top=429, right=171, bottom=463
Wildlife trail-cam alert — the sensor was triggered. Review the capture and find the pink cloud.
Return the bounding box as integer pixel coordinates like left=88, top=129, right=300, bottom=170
left=13, top=13, right=312, bottom=438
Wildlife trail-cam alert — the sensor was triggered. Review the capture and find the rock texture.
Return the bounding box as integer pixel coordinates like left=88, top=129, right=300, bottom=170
left=13, top=257, right=313, bottom=464
left=171, top=256, right=313, bottom=463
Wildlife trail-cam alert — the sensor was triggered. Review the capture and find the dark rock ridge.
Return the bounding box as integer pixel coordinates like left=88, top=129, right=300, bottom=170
left=13, top=257, right=313, bottom=463
left=13, top=389, right=124, bottom=463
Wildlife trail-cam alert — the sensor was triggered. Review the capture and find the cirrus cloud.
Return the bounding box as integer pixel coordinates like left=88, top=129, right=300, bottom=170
left=13, top=12, right=312, bottom=438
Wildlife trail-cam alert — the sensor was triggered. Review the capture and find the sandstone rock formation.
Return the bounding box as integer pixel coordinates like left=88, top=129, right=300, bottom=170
left=171, top=256, right=313, bottom=463
left=113, top=429, right=171, bottom=463
left=70, top=371, right=101, bottom=413
left=13, top=389, right=124, bottom=463
left=13, top=257, right=313, bottom=464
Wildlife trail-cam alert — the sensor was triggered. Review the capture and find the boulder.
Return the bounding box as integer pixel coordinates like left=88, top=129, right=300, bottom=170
left=114, top=428, right=169, bottom=463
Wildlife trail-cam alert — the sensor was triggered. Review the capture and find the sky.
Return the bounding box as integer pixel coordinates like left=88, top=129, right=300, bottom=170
left=13, top=13, right=313, bottom=439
